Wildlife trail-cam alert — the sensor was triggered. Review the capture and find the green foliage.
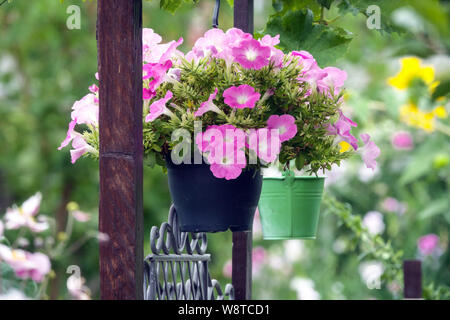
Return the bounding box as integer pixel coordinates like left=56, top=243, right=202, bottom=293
left=148, top=0, right=198, bottom=14
left=265, top=9, right=352, bottom=67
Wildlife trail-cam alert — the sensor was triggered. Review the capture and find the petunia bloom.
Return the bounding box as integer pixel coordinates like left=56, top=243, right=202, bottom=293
left=232, top=39, right=271, bottom=70
left=70, top=135, right=94, bottom=164
left=194, top=88, right=224, bottom=117
left=247, top=128, right=281, bottom=164
left=4, top=193, right=49, bottom=233
left=360, top=133, right=381, bottom=170
left=391, top=131, right=413, bottom=150
left=0, top=244, right=51, bottom=282
left=266, top=114, right=298, bottom=142
left=327, top=110, right=359, bottom=150
left=145, top=91, right=175, bottom=122
left=417, top=234, right=439, bottom=256
left=223, top=85, right=261, bottom=109
left=71, top=93, right=99, bottom=126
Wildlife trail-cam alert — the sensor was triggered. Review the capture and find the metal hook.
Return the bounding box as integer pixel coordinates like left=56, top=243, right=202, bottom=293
left=212, top=0, right=221, bottom=28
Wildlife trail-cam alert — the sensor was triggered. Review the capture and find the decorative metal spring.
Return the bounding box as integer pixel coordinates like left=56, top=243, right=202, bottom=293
left=143, top=205, right=234, bottom=300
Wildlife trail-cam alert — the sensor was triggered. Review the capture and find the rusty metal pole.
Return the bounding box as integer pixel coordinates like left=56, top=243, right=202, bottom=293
left=97, top=0, right=144, bottom=300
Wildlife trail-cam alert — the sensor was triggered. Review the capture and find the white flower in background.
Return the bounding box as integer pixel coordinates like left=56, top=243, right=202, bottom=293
left=358, top=164, right=379, bottom=183
left=359, top=261, right=384, bottom=290
left=324, top=162, right=350, bottom=187
left=0, top=220, right=4, bottom=238
left=283, top=240, right=305, bottom=262
left=16, top=237, right=30, bottom=248
left=362, top=211, right=385, bottom=235
left=290, top=277, right=320, bottom=300
left=71, top=210, right=91, bottom=223
left=0, top=289, right=29, bottom=300
left=67, top=274, right=91, bottom=300
left=332, top=238, right=347, bottom=254
left=4, top=192, right=49, bottom=233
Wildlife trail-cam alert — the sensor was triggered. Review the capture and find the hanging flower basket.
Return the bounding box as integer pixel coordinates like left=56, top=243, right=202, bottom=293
left=58, top=27, right=380, bottom=234
left=166, top=158, right=262, bottom=232
left=258, top=172, right=325, bottom=239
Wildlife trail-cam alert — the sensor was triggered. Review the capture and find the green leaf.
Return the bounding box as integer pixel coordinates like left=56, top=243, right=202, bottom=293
left=295, top=154, right=306, bottom=170
left=418, top=197, right=450, bottom=221
left=265, top=9, right=353, bottom=66
left=432, top=80, right=450, bottom=101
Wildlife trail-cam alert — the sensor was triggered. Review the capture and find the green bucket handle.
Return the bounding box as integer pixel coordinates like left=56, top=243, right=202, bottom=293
left=282, top=170, right=295, bottom=187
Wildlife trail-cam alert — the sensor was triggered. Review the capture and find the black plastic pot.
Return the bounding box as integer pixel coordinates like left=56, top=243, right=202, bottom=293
left=166, top=159, right=263, bottom=232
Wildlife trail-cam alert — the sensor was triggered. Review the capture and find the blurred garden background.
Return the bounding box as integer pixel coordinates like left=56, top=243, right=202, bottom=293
left=0, top=0, right=449, bottom=299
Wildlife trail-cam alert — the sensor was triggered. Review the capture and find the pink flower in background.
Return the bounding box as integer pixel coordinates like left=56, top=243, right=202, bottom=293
left=70, top=135, right=93, bottom=164
left=223, top=259, right=232, bottom=278
left=417, top=234, right=439, bottom=256
left=232, top=39, right=271, bottom=70
left=71, top=93, right=99, bottom=126
left=267, top=114, right=298, bottom=142
left=252, top=246, right=266, bottom=275
left=362, top=211, right=385, bottom=235
left=0, top=244, right=51, bottom=282
left=391, top=131, right=413, bottom=150
left=381, top=197, right=407, bottom=215
left=4, top=193, right=49, bottom=233
left=259, top=34, right=284, bottom=67
left=360, top=133, right=381, bottom=170
left=67, top=273, right=91, bottom=300
left=145, top=91, right=174, bottom=122
left=71, top=210, right=91, bottom=223
left=223, top=85, right=261, bottom=109
left=195, top=88, right=223, bottom=117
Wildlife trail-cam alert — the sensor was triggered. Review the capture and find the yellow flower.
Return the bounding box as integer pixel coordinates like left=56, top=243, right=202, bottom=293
left=433, top=106, right=447, bottom=119
left=388, top=57, right=437, bottom=90
left=339, top=141, right=351, bottom=153
left=400, top=103, right=435, bottom=132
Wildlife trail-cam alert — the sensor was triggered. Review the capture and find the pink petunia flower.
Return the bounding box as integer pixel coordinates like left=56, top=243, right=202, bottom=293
left=232, top=38, right=271, bottom=70
left=143, top=60, right=173, bottom=92
left=327, top=110, right=359, bottom=150
left=318, top=67, right=347, bottom=95
left=247, top=128, right=281, bottom=164
left=197, top=125, right=246, bottom=160
left=208, top=151, right=246, bottom=180
left=360, top=133, right=381, bottom=170
left=4, top=193, right=49, bottom=233
left=71, top=93, right=99, bottom=126
left=88, top=84, right=98, bottom=93
left=417, top=234, right=439, bottom=256
left=391, top=131, right=413, bottom=150
left=266, top=114, right=298, bottom=142
left=70, top=135, right=93, bottom=164
left=223, top=84, right=261, bottom=109
left=194, top=88, right=224, bottom=117
left=0, top=244, right=51, bottom=282
left=58, top=118, right=78, bottom=151
left=145, top=91, right=174, bottom=122
left=259, top=34, right=284, bottom=68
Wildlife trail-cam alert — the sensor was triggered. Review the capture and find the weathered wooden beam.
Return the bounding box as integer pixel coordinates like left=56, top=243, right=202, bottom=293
left=232, top=0, right=254, bottom=301
left=403, top=260, right=422, bottom=299
left=97, top=0, right=143, bottom=300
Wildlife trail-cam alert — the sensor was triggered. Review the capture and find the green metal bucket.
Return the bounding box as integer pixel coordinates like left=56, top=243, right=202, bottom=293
left=258, top=173, right=325, bottom=240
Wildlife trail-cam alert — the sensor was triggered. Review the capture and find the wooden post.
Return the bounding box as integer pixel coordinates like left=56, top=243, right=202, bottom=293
left=232, top=0, right=254, bottom=301
left=97, top=0, right=143, bottom=300
left=403, top=260, right=422, bottom=299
